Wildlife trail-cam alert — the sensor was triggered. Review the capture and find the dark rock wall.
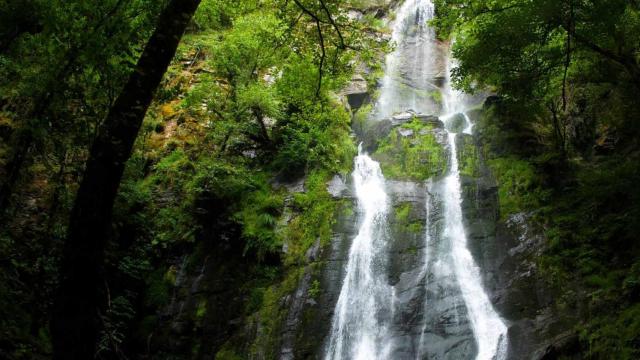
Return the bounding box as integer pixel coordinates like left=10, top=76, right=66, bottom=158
left=458, top=128, right=579, bottom=359
left=152, top=110, right=577, bottom=360
left=282, top=114, right=578, bottom=360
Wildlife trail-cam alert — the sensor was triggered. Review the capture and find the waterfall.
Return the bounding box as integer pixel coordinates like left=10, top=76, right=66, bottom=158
left=415, top=181, right=433, bottom=360
left=441, top=131, right=508, bottom=360
left=441, top=51, right=509, bottom=359
left=325, top=0, right=508, bottom=359
left=324, top=145, right=394, bottom=360
left=376, top=0, right=440, bottom=118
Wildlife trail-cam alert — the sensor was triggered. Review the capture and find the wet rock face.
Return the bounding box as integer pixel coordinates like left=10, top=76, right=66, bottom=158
left=458, top=130, right=576, bottom=359
left=280, top=107, right=573, bottom=360
left=445, top=113, right=468, bottom=133
left=283, top=131, right=480, bottom=360
left=148, top=217, right=251, bottom=359
left=385, top=179, right=477, bottom=360
left=279, top=197, right=360, bottom=359
left=278, top=127, right=483, bottom=359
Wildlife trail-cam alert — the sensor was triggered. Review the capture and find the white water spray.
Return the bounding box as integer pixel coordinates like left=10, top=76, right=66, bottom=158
left=416, top=181, right=433, bottom=360
left=324, top=146, right=394, bottom=360
left=377, top=0, right=441, bottom=118
left=442, top=52, right=509, bottom=359
left=326, top=0, right=508, bottom=358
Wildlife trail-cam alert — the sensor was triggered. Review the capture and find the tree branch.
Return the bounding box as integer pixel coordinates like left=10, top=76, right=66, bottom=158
left=315, top=18, right=326, bottom=97
left=562, top=23, right=640, bottom=85
left=292, top=0, right=327, bottom=97
left=318, top=0, right=346, bottom=49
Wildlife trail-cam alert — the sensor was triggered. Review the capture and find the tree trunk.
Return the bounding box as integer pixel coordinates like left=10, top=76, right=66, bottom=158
left=51, top=0, right=201, bottom=358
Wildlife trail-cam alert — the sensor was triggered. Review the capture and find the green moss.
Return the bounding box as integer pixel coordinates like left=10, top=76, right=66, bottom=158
left=487, top=156, right=548, bottom=218
left=393, top=202, right=424, bottom=234
left=458, top=136, right=479, bottom=177
left=340, top=199, right=355, bottom=218
left=283, top=170, right=338, bottom=266
left=246, top=287, right=266, bottom=314
left=308, top=279, right=321, bottom=299
left=164, top=266, right=178, bottom=285
left=404, top=246, right=418, bottom=255
left=195, top=298, right=207, bottom=320
left=429, top=90, right=443, bottom=104
left=215, top=349, right=244, bottom=360
left=407, top=221, right=424, bottom=234
left=250, top=268, right=304, bottom=358
left=354, top=103, right=373, bottom=131
left=394, top=203, right=411, bottom=223
left=145, top=268, right=172, bottom=308
left=373, top=118, right=447, bottom=181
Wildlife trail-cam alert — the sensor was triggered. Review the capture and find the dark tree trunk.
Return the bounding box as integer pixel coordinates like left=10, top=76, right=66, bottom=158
left=51, top=0, right=201, bottom=358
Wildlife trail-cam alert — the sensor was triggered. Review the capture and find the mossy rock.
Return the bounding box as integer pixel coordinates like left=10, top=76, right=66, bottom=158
left=372, top=118, right=448, bottom=181
left=446, top=113, right=467, bottom=133
left=456, top=134, right=479, bottom=177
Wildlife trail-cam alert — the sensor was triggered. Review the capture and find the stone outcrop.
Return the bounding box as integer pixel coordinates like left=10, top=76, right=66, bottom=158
left=457, top=129, right=579, bottom=359
left=341, top=74, right=370, bottom=111
left=278, top=111, right=576, bottom=360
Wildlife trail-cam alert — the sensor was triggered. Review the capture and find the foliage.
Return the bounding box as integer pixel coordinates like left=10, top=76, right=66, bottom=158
left=373, top=118, right=448, bottom=181
left=0, top=1, right=164, bottom=353
left=477, top=65, right=640, bottom=358
left=284, top=171, right=339, bottom=265
left=272, top=101, right=356, bottom=177
left=486, top=157, right=548, bottom=218
left=0, top=0, right=383, bottom=357
left=235, top=183, right=285, bottom=259
left=439, top=1, right=640, bottom=356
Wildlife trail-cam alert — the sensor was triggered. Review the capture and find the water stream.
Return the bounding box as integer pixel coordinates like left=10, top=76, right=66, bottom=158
left=325, top=0, right=508, bottom=358
left=376, top=0, right=442, bottom=118
left=325, top=146, right=394, bottom=360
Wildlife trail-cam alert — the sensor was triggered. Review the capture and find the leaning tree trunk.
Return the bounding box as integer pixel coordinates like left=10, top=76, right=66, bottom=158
left=51, top=0, right=201, bottom=358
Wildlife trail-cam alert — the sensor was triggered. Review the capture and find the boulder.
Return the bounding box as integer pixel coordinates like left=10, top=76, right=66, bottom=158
left=398, top=128, right=414, bottom=137
left=445, top=113, right=467, bottom=133
left=415, top=113, right=444, bottom=128
left=341, top=74, right=369, bottom=111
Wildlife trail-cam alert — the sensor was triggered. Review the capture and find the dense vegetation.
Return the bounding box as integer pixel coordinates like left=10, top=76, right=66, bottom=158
left=0, top=0, right=385, bottom=358
left=435, top=0, right=640, bottom=357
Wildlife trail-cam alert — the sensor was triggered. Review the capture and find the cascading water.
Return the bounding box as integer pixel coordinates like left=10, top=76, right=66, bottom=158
left=441, top=129, right=508, bottom=360
left=324, top=146, right=394, bottom=360
left=376, top=0, right=443, bottom=118
left=442, top=46, right=508, bottom=359
left=325, top=0, right=508, bottom=358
